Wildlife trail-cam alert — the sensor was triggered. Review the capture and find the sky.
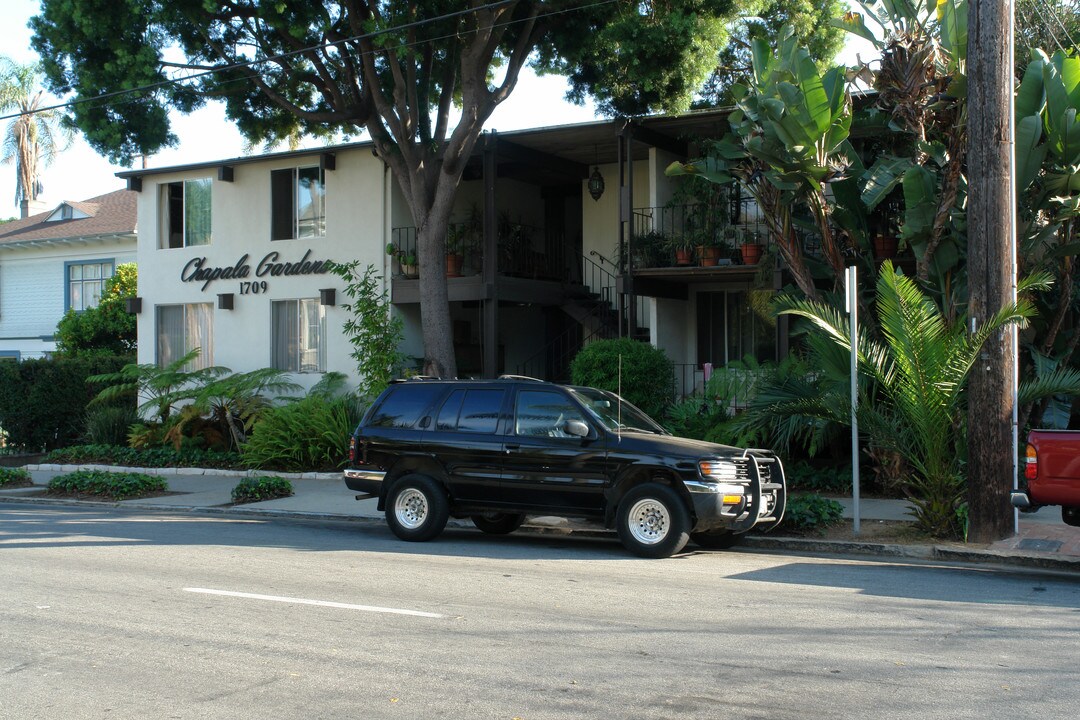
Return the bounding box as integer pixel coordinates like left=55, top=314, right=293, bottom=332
left=0, top=1, right=873, bottom=221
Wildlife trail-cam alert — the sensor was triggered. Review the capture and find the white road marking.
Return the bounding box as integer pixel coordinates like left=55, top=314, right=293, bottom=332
left=183, top=588, right=443, bottom=618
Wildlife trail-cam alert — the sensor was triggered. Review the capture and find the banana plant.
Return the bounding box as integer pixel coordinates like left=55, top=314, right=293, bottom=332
left=667, top=25, right=856, bottom=299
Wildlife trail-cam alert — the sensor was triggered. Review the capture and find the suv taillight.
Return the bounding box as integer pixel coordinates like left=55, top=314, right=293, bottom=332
left=349, top=436, right=357, bottom=464
left=1024, top=443, right=1038, bottom=481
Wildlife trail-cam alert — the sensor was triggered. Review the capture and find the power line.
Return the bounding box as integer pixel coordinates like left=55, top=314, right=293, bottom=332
left=0, top=0, right=616, bottom=124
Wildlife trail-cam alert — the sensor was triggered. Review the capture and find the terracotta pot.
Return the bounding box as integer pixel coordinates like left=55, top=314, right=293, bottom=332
left=401, top=263, right=418, bottom=278
left=446, top=253, right=464, bottom=277
left=675, top=248, right=692, bottom=266
left=873, top=234, right=898, bottom=260
left=698, top=245, right=721, bottom=267
left=740, top=242, right=764, bottom=266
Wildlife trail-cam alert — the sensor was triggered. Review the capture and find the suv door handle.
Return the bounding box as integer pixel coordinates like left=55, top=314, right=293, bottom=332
left=504, top=443, right=520, bottom=453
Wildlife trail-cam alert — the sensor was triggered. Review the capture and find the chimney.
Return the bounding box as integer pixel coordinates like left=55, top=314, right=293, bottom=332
left=20, top=198, right=49, bottom=219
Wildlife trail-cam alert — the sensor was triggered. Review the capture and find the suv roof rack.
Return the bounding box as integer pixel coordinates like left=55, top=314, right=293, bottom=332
left=390, top=375, right=444, bottom=383
left=497, top=374, right=545, bottom=382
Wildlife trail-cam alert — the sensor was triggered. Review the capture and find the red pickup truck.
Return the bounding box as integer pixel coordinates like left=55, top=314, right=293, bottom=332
left=1011, top=430, right=1080, bottom=526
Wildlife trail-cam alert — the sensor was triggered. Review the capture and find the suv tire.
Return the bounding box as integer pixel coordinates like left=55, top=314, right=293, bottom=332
left=692, top=529, right=741, bottom=550
left=616, top=483, right=690, bottom=558
left=471, top=513, right=527, bottom=535
left=386, top=474, right=449, bottom=542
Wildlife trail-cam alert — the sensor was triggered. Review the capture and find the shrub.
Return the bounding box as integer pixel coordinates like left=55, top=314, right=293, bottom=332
left=44, top=444, right=242, bottom=469
left=242, top=395, right=364, bottom=472
left=785, top=462, right=852, bottom=495
left=0, top=355, right=130, bottom=451
left=232, top=476, right=294, bottom=504
left=570, top=338, right=674, bottom=420
left=0, top=467, right=32, bottom=487
left=48, top=470, right=166, bottom=500
left=778, top=493, right=845, bottom=534
left=85, top=405, right=140, bottom=446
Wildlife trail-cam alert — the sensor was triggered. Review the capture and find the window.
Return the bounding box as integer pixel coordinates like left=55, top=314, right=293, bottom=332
left=66, top=261, right=114, bottom=311
left=436, top=389, right=505, bottom=434
left=514, top=390, right=585, bottom=438
left=156, top=303, right=213, bottom=369
left=272, top=299, right=325, bottom=373
left=696, top=290, right=776, bottom=366
left=159, top=178, right=212, bottom=248
left=271, top=166, right=325, bottom=240
left=368, top=384, right=445, bottom=429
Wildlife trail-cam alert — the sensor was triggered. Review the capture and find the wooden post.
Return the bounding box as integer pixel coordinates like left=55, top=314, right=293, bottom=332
left=966, top=0, right=1016, bottom=542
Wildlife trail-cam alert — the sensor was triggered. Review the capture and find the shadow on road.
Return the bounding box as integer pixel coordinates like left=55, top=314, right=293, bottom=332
left=726, top=560, right=1080, bottom=608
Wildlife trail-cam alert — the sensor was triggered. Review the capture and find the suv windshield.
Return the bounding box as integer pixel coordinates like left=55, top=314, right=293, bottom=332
left=569, top=387, right=666, bottom=434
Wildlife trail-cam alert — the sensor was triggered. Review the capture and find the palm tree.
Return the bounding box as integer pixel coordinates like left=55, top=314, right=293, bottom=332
left=0, top=57, right=71, bottom=207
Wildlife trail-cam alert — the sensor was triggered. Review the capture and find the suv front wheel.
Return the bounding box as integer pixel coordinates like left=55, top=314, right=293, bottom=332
left=616, top=483, right=691, bottom=558
left=386, top=474, right=449, bottom=542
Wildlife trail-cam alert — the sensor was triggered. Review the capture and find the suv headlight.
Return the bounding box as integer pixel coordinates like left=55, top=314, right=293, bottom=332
left=698, top=460, right=739, bottom=480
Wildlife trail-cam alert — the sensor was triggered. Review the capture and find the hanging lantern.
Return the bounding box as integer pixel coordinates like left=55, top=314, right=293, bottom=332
left=588, top=166, right=605, bottom=201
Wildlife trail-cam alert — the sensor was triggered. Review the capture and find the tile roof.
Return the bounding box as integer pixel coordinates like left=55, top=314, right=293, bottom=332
left=0, top=189, right=137, bottom=247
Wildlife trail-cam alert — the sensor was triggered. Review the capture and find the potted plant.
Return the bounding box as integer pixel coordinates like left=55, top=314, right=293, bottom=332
left=386, top=242, right=418, bottom=278
left=446, top=223, right=466, bottom=277
left=739, top=228, right=765, bottom=266
left=670, top=235, right=694, bottom=266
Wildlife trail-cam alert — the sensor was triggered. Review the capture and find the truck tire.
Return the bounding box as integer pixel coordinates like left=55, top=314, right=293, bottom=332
left=616, top=483, right=691, bottom=558
left=1064, top=506, right=1080, bottom=527
left=471, top=513, right=527, bottom=535
left=691, top=529, right=741, bottom=550
left=386, top=474, right=449, bottom=542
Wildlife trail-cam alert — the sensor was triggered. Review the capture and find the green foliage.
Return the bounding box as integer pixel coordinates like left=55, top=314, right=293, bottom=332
left=329, top=261, right=406, bottom=399
left=231, top=476, right=294, bottom=504
left=0, top=467, right=32, bottom=487
left=776, top=262, right=1040, bottom=538
left=89, top=348, right=225, bottom=423
left=778, top=493, right=845, bottom=533
left=0, top=56, right=71, bottom=205
left=570, top=338, right=674, bottom=420
left=84, top=404, right=140, bottom=446
left=48, top=469, right=166, bottom=500
left=0, top=354, right=129, bottom=451
left=784, top=462, right=851, bottom=494
left=242, top=394, right=364, bottom=472
left=55, top=263, right=137, bottom=358
left=43, top=444, right=242, bottom=469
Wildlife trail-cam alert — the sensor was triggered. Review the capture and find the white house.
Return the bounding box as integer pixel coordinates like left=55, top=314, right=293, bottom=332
left=117, top=111, right=779, bottom=395
left=0, top=190, right=137, bottom=361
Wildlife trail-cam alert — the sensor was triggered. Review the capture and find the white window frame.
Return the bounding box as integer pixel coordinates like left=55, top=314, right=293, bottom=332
left=159, top=178, right=212, bottom=249
left=155, top=303, right=214, bottom=370
left=271, top=298, right=326, bottom=373
left=271, top=165, right=326, bottom=240
left=66, top=260, right=115, bottom=312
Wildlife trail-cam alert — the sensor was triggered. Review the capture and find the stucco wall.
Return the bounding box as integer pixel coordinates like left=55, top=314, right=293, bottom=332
left=134, top=148, right=388, bottom=391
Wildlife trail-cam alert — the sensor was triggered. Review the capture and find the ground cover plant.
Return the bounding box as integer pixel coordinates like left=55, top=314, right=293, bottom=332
left=44, top=444, right=242, bottom=469
left=776, top=493, right=845, bottom=534
left=0, top=467, right=33, bottom=488
left=231, top=476, right=293, bottom=504
left=48, top=470, right=166, bottom=500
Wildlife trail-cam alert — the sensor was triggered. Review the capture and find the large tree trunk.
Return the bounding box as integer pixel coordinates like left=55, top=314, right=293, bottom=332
left=415, top=187, right=458, bottom=379
left=966, top=0, right=1016, bottom=543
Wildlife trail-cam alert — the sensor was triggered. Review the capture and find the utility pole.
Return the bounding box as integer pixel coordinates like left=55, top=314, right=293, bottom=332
left=966, top=0, right=1016, bottom=543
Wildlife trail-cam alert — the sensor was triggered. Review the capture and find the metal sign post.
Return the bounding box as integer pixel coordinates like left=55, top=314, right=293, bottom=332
left=846, top=265, right=861, bottom=535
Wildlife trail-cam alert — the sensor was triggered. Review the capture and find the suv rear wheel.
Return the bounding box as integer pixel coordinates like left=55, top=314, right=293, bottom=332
left=386, top=474, right=449, bottom=542
left=471, top=513, right=527, bottom=535
left=616, top=483, right=690, bottom=558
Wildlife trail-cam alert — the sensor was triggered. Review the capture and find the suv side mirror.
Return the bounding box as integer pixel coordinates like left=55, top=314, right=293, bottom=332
left=565, top=419, right=590, bottom=438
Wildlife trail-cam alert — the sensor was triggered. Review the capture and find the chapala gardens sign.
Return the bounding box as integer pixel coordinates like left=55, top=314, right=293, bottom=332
left=181, top=250, right=332, bottom=292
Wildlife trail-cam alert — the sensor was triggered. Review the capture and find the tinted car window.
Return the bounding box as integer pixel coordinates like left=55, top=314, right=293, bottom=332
left=515, top=390, right=585, bottom=438
left=455, top=389, right=505, bottom=434
left=367, top=384, right=445, bottom=429
left=436, top=389, right=466, bottom=431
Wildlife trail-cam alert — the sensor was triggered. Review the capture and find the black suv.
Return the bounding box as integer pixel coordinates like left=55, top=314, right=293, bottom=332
left=344, top=376, right=786, bottom=558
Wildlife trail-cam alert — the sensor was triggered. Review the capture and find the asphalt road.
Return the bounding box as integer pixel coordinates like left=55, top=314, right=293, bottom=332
left=2, top=503, right=1078, bottom=720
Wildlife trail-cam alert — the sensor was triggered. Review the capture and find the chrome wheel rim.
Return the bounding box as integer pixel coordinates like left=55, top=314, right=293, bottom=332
left=627, top=498, right=669, bottom=545
left=394, top=488, right=429, bottom=530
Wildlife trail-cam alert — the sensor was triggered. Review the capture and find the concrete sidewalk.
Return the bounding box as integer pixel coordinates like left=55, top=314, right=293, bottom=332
left=3, top=463, right=1079, bottom=574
